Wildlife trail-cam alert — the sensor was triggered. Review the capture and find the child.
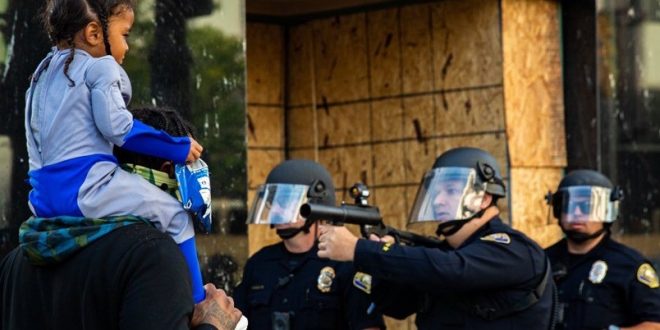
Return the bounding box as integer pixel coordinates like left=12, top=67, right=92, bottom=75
left=26, top=0, right=204, bottom=302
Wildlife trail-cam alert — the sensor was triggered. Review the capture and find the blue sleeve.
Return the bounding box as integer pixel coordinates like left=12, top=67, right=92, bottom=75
left=85, top=57, right=133, bottom=146
left=178, top=237, right=206, bottom=304
left=353, top=237, right=541, bottom=294
left=121, top=119, right=190, bottom=164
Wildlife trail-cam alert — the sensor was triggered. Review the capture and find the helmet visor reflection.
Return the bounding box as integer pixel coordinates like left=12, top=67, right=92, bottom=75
left=246, top=184, right=309, bottom=225
left=409, top=167, right=486, bottom=224
left=560, top=186, right=618, bottom=223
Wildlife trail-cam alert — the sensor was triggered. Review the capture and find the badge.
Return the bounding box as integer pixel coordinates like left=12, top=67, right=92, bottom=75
left=589, top=260, right=608, bottom=284
left=317, top=266, right=335, bottom=293
left=637, top=263, right=659, bottom=289
left=353, top=272, right=372, bottom=294
left=480, top=233, right=511, bottom=244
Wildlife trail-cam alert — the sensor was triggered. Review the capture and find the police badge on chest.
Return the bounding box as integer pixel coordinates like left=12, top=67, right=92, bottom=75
left=589, top=260, right=608, bottom=284
left=317, top=266, right=335, bottom=293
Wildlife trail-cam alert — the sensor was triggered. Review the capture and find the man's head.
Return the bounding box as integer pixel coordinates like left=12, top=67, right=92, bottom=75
left=409, top=147, right=506, bottom=236
left=548, top=169, right=621, bottom=243
left=246, top=159, right=335, bottom=240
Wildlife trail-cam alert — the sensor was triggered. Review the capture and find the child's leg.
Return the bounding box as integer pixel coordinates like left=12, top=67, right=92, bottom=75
left=77, top=164, right=205, bottom=302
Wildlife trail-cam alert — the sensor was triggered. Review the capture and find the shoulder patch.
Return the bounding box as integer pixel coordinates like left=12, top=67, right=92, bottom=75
left=353, top=272, right=372, bottom=294
left=637, top=263, right=659, bottom=289
left=480, top=233, right=511, bottom=244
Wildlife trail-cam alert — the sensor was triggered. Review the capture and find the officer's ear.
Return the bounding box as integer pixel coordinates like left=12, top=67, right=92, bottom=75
left=480, top=193, right=493, bottom=210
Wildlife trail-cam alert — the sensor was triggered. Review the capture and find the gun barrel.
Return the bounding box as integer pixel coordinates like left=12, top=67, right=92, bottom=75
left=299, top=203, right=382, bottom=225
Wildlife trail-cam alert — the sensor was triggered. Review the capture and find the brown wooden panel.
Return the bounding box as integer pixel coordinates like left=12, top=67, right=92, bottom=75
left=368, top=8, right=402, bottom=98
left=430, top=0, right=502, bottom=89
left=247, top=149, right=285, bottom=189
left=433, top=87, right=505, bottom=135
left=313, top=13, right=369, bottom=103
left=288, top=148, right=318, bottom=161
left=403, top=138, right=438, bottom=184
left=319, top=145, right=372, bottom=190
left=246, top=23, right=284, bottom=104
left=502, top=0, right=566, bottom=167
left=372, top=186, right=408, bottom=230
left=400, top=4, right=434, bottom=94
left=248, top=224, right=281, bottom=256
left=509, top=167, right=564, bottom=247
left=247, top=106, right=284, bottom=147
left=435, top=132, right=509, bottom=179
left=403, top=95, right=435, bottom=139
left=318, top=102, right=371, bottom=146
left=287, top=106, right=317, bottom=149
left=287, top=23, right=314, bottom=107
left=372, top=99, right=404, bottom=142
left=373, top=142, right=405, bottom=186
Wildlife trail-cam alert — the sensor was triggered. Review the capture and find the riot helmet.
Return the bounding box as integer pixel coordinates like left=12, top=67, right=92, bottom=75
left=408, top=147, right=506, bottom=236
left=246, top=159, right=335, bottom=239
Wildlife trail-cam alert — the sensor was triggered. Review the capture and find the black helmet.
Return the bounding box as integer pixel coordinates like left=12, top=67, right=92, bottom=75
left=432, top=147, right=506, bottom=197
left=265, top=159, right=336, bottom=206
left=547, top=169, right=622, bottom=220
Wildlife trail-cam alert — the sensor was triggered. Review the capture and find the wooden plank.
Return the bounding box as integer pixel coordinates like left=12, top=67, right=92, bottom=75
left=430, top=0, right=502, bottom=89
left=502, top=0, right=566, bottom=167
left=247, top=106, right=284, bottom=148
left=287, top=106, right=317, bottom=149
left=313, top=13, right=369, bottom=103
left=318, top=102, right=371, bottom=146
left=373, top=142, right=405, bottom=186
left=367, top=7, right=402, bottom=98
left=433, top=87, right=505, bottom=135
left=319, top=145, right=372, bottom=190
left=372, top=99, right=404, bottom=142
left=402, top=95, right=435, bottom=139
left=400, top=4, right=434, bottom=94
left=287, top=23, right=314, bottom=107
left=288, top=148, right=317, bottom=161
left=509, top=167, right=564, bottom=247
left=247, top=149, right=285, bottom=190
left=246, top=23, right=284, bottom=105
left=372, top=186, right=408, bottom=230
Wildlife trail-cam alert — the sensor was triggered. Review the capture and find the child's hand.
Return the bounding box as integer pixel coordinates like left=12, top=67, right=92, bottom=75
left=187, top=138, right=204, bottom=163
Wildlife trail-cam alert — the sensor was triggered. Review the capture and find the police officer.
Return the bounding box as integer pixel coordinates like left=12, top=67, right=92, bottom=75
left=317, top=147, right=555, bottom=329
left=234, top=159, right=384, bottom=330
left=545, top=170, right=660, bottom=330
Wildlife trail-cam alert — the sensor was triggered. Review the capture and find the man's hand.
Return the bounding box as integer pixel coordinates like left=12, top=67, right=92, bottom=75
left=191, top=284, right=242, bottom=330
left=369, top=233, right=395, bottom=244
left=187, top=138, right=204, bottom=163
left=317, top=224, right=359, bottom=261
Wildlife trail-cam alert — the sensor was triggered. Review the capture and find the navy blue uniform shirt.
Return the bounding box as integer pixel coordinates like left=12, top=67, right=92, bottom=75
left=234, top=242, right=384, bottom=330
left=354, top=217, right=555, bottom=330
left=546, top=235, right=660, bottom=329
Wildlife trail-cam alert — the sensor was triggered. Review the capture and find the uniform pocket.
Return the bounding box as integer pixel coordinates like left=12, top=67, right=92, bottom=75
left=247, top=291, right=272, bottom=329
left=302, top=294, right=341, bottom=329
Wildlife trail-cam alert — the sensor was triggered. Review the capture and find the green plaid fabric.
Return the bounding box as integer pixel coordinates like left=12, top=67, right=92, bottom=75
left=121, top=163, right=181, bottom=201
left=19, top=215, right=150, bottom=266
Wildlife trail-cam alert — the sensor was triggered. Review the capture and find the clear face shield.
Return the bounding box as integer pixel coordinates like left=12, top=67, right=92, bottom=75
left=409, top=167, right=487, bottom=224
left=559, top=186, right=619, bottom=224
left=246, top=184, right=309, bottom=225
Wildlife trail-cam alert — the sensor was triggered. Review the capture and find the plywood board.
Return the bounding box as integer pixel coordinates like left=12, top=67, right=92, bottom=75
left=402, top=95, right=435, bottom=139
left=403, top=138, right=438, bottom=184
left=318, top=102, right=371, bottom=146
left=400, top=4, right=434, bottom=94
left=372, top=98, right=404, bottom=141
left=433, top=87, right=504, bottom=135
left=247, top=149, right=285, bottom=189
left=288, top=148, right=318, bottom=162
left=287, top=23, right=314, bottom=107
left=435, top=132, right=509, bottom=179
left=372, top=186, right=408, bottom=230
left=246, top=23, right=284, bottom=105
left=247, top=106, right=284, bottom=148
left=502, top=0, right=566, bottom=167
left=287, top=106, right=317, bottom=149
left=248, top=224, right=281, bottom=256
left=313, top=13, right=370, bottom=103
left=509, top=167, right=564, bottom=247
left=373, top=142, right=405, bottom=185
left=430, top=0, right=502, bottom=89
left=319, top=145, right=372, bottom=190
left=368, top=7, right=402, bottom=98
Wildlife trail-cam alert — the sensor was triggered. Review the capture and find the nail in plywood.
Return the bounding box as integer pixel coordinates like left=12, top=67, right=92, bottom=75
left=368, top=7, right=402, bottom=98
left=433, top=87, right=505, bottom=136
left=501, top=0, right=566, bottom=167
left=287, top=23, right=314, bottom=107
left=509, top=167, right=564, bottom=247
left=319, top=145, right=372, bottom=190
left=247, top=106, right=284, bottom=148
left=246, top=22, right=284, bottom=105
left=373, top=142, right=405, bottom=186
left=287, top=106, right=317, bottom=149
left=247, top=149, right=285, bottom=189
left=430, top=0, right=502, bottom=89
left=313, top=13, right=369, bottom=103
left=318, top=102, right=371, bottom=146
left=401, top=4, right=434, bottom=94
left=372, top=99, right=404, bottom=142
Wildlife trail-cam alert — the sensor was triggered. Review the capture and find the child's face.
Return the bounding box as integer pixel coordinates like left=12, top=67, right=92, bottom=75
left=107, top=7, right=134, bottom=64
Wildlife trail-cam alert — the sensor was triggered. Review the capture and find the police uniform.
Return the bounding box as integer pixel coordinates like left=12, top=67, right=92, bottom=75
left=354, top=217, right=555, bottom=330
left=234, top=242, right=384, bottom=330
left=546, top=235, right=660, bottom=329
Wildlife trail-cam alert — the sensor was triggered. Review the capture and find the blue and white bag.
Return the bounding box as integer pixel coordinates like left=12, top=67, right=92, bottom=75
left=175, top=159, right=212, bottom=232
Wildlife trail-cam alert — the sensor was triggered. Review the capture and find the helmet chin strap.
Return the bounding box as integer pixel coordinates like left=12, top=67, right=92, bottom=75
left=435, top=208, right=487, bottom=237
left=561, top=226, right=607, bottom=244
left=274, top=220, right=314, bottom=240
